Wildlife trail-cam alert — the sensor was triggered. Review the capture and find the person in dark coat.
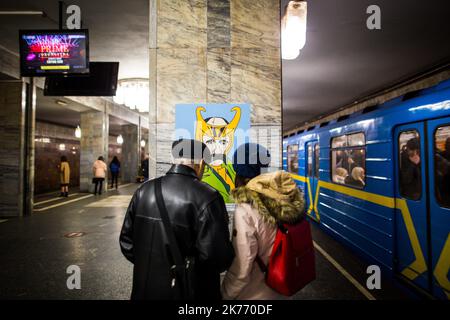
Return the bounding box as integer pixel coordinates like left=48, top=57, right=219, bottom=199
left=141, top=153, right=149, bottom=181
left=400, top=137, right=421, bottom=199
left=119, top=139, right=234, bottom=300
left=109, top=156, right=121, bottom=189
left=436, top=137, right=450, bottom=207
left=440, top=137, right=450, bottom=162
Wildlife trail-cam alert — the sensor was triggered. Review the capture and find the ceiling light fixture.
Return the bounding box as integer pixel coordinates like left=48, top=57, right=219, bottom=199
left=281, top=0, right=307, bottom=60
left=117, top=134, right=124, bottom=145
left=113, top=78, right=149, bottom=113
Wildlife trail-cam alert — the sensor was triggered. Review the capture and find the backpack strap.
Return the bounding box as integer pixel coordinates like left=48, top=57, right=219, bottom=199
left=277, top=221, right=288, bottom=234
left=155, top=177, right=184, bottom=268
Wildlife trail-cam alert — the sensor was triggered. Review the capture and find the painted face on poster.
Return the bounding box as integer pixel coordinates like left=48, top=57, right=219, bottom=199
left=175, top=103, right=251, bottom=203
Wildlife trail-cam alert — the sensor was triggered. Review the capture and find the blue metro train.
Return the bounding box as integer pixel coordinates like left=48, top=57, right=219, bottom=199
left=283, top=78, right=450, bottom=299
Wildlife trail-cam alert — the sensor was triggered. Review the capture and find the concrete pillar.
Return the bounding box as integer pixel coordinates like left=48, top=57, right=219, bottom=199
left=149, top=0, right=282, bottom=177
left=0, top=80, right=35, bottom=217
left=121, top=124, right=139, bottom=183
left=80, top=111, right=108, bottom=192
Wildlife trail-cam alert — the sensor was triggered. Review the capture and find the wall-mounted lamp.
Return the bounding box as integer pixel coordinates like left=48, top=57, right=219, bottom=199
left=117, top=134, right=124, bottom=145
left=281, top=0, right=307, bottom=60
left=75, top=125, right=81, bottom=138
left=59, top=144, right=66, bottom=151
left=140, top=139, right=146, bottom=148
left=55, top=99, right=68, bottom=106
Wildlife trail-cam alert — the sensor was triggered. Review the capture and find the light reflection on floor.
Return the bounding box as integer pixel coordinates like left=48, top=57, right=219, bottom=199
left=85, top=195, right=133, bottom=208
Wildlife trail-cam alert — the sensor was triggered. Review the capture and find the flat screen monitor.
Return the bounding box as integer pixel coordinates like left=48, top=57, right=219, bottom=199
left=44, top=62, right=119, bottom=96
left=19, top=29, right=89, bottom=77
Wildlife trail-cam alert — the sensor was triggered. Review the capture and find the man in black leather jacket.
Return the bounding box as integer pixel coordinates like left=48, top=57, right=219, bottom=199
left=120, top=139, right=234, bottom=300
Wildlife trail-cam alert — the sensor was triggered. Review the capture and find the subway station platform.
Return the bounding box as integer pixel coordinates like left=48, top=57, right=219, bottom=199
left=0, top=183, right=409, bottom=300
left=1, top=0, right=449, bottom=304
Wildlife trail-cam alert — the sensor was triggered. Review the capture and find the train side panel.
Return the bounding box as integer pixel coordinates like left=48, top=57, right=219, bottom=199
left=282, top=79, right=450, bottom=299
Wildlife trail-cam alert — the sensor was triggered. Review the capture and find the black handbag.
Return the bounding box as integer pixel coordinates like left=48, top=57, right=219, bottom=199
left=155, top=177, right=196, bottom=300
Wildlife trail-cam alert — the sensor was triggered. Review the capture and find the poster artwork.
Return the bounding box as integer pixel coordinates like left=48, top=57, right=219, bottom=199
left=175, top=104, right=251, bottom=203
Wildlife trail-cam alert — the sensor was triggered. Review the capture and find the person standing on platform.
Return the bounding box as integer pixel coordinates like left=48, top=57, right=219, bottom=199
left=109, top=156, right=121, bottom=189
left=120, top=139, right=234, bottom=300
left=59, top=155, right=70, bottom=197
left=221, top=143, right=305, bottom=300
left=93, top=156, right=107, bottom=195
left=141, top=153, right=149, bottom=182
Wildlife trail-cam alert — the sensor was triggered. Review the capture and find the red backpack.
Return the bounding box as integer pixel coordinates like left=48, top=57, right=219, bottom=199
left=257, top=218, right=316, bottom=296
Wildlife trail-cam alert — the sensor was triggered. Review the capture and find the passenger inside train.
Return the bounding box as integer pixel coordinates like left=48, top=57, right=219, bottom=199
left=436, top=136, right=450, bottom=207
left=400, top=136, right=422, bottom=200
left=345, top=167, right=366, bottom=188
left=331, top=133, right=366, bottom=188
left=287, top=144, right=299, bottom=173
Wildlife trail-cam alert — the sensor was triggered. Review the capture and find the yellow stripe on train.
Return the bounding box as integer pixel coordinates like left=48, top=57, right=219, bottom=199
left=289, top=173, right=428, bottom=283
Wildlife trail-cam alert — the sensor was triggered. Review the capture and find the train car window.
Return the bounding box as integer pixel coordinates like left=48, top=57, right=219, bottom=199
left=307, top=145, right=313, bottom=177
left=434, top=125, right=450, bottom=208
left=331, top=135, right=347, bottom=148
left=347, top=133, right=365, bottom=146
left=398, top=130, right=422, bottom=200
left=331, top=133, right=366, bottom=188
left=314, top=144, right=320, bottom=178
left=287, top=144, right=299, bottom=174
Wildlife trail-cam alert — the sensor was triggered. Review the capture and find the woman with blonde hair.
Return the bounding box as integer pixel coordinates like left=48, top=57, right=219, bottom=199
left=334, top=167, right=348, bottom=184
left=345, top=166, right=365, bottom=188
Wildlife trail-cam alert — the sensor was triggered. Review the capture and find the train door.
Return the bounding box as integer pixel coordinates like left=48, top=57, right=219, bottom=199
left=426, top=117, right=450, bottom=299
left=394, top=119, right=450, bottom=298
left=394, top=122, right=430, bottom=292
left=306, top=141, right=319, bottom=218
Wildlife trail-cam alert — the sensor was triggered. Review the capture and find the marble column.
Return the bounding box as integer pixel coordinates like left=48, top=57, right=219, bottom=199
left=80, top=111, right=109, bottom=192
left=149, top=0, right=281, bottom=177
left=0, top=80, right=36, bottom=217
left=121, top=124, right=139, bottom=183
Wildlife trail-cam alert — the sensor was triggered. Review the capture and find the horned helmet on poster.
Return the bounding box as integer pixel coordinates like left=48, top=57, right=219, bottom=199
left=175, top=104, right=251, bottom=203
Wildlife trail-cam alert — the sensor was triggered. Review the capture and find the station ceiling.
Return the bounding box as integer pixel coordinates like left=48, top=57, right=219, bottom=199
left=36, top=89, right=130, bottom=136
left=0, top=0, right=149, bottom=80
left=0, top=0, right=148, bottom=131
left=1, top=1, right=449, bottom=133
left=281, top=0, right=450, bottom=131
